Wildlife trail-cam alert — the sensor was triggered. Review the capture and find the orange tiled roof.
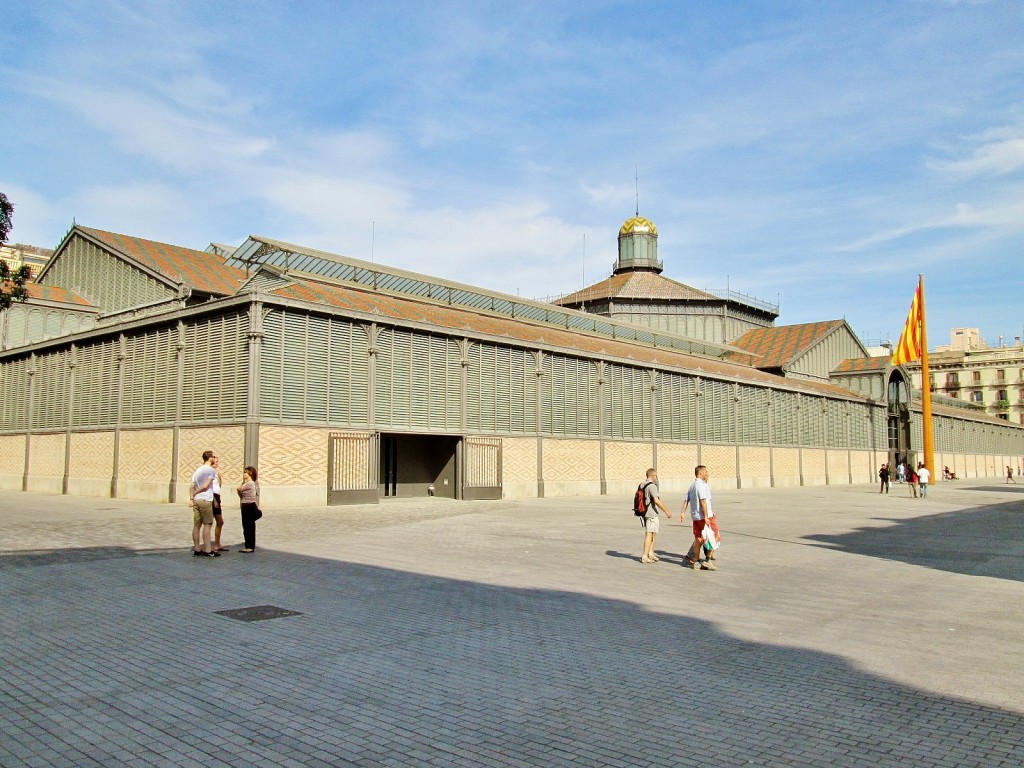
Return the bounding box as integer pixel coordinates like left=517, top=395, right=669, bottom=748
left=79, top=227, right=247, bottom=296
left=833, top=356, right=890, bottom=374
left=263, top=273, right=869, bottom=401
left=24, top=283, right=94, bottom=306
left=731, top=320, right=846, bottom=370
left=555, top=272, right=718, bottom=304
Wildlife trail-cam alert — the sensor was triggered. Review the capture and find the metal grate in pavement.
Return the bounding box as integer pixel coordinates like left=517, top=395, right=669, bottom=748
left=214, top=605, right=303, bottom=622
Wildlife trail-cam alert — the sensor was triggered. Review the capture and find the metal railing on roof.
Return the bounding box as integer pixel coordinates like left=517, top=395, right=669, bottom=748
left=703, top=288, right=779, bottom=314
left=225, top=237, right=736, bottom=361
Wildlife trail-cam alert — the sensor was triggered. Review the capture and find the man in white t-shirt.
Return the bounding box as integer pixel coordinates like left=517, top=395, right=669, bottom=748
left=917, top=463, right=931, bottom=499
left=189, top=450, right=220, bottom=557
left=681, top=464, right=718, bottom=570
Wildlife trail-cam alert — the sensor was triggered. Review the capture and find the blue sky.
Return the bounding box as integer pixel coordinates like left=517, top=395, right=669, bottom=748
left=3, top=1, right=1023, bottom=348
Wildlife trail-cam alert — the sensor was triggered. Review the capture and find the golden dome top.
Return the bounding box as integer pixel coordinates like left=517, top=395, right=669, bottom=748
left=619, top=216, right=658, bottom=236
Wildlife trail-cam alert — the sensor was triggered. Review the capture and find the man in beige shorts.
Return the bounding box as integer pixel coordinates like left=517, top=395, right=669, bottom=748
left=189, top=450, right=220, bottom=558
left=639, top=468, right=673, bottom=564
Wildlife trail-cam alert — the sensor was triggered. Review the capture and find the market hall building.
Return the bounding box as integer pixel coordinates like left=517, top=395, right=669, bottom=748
left=0, top=220, right=1021, bottom=508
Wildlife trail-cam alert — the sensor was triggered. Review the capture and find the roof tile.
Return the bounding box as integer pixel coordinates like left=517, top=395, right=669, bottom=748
left=731, top=320, right=846, bottom=370
left=80, top=227, right=247, bottom=296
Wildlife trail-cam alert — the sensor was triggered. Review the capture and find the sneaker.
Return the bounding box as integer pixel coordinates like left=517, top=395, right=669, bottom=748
left=192, top=550, right=204, bottom=557
left=209, top=550, right=221, bottom=557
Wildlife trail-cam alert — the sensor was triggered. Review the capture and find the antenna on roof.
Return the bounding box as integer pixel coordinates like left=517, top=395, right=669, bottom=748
left=635, top=166, right=639, bottom=217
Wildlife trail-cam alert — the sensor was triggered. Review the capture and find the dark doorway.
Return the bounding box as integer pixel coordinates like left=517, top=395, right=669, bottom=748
left=380, top=434, right=459, bottom=499
left=887, top=372, right=913, bottom=468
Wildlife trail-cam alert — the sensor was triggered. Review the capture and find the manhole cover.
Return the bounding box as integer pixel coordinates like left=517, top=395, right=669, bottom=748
left=215, top=605, right=302, bottom=622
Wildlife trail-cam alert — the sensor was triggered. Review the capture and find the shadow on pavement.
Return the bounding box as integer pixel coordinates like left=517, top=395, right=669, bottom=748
left=2, top=543, right=1023, bottom=767
left=803, top=499, right=1024, bottom=581
left=959, top=485, right=1024, bottom=494
left=0, top=545, right=183, bottom=570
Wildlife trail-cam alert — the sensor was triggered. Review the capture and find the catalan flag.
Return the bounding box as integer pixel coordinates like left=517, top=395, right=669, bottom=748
left=891, top=281, right=923, bottom=365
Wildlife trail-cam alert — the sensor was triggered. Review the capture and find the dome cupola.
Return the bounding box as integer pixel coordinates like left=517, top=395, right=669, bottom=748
left=615, top=215, right=662, bottom=274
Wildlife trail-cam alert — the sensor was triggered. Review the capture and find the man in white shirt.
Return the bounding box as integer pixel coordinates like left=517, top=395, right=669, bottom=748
left=917, top=463, right=931, bottom=499
left=681, top=464, right=718, bottom=570
left=189, top=450, right=220, bottom=557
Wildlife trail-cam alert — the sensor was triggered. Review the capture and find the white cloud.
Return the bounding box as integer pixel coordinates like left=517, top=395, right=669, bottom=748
left=929, top=127, right=1024, bottom=176
left=837, top=196, right=1024, bottom=252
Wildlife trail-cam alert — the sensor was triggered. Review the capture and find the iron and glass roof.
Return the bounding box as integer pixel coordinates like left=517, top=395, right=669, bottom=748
left=226, top=236, right=739, bottom=361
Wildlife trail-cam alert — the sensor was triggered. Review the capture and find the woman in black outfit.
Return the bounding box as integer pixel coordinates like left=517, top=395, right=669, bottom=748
left=236, top=466, right=261, bottom=552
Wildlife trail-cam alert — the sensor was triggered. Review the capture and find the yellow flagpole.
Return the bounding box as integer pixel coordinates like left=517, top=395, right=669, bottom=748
left=919, top=274, right=935, bottom=483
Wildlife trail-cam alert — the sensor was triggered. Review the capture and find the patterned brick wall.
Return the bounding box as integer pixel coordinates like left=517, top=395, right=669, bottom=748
left=604, top=442, right=653, bottom=481
left=701, top=444, right=737, bottom=478
left=28, top=433, right=65, bottom=477
left=178, top=426, right=244, bottom=484
left=773, top=447, right=800, bottom=479
left=827, top=449, right=850, bottom=483
left=656, top=443, right=698, bottom=480
left=739, top=446, right=771, bottom=479
left=0, top=434, right=24, bottom=475
left=258, top=425, right=329, bottom=487
left=802, top=448, right=827, bottom=481
left=501, top=437, right=537, bottom=483
left=119, top=429, right=173, bottom=482
left=542, top=439, right=599, bottom=482
left=849, top=450, right=873, bottom=482
left=69, top=432, right=115, bottom=478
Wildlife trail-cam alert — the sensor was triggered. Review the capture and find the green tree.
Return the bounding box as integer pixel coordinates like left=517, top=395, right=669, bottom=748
left=0, top=192, right=31, bottom=311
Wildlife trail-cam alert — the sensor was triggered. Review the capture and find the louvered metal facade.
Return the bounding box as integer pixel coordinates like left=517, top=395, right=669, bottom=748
left=2, top=227, right=1022, bottom=506
left=44, top=234, right=172, bottom=312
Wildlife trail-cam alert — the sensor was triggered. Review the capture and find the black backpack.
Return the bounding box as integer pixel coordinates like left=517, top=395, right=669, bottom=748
left=633, top=481, right=653, bottom=516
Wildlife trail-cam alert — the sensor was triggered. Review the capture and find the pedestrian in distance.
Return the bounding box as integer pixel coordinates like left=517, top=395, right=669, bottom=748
left=236, top=465, right=261, bottom=553
left=189, top=450, right=220, bottom=558
left=917, top=463, right=930, bottom=498
left=896, top=462, right=905, bottom=484
left=637, top=468, right=673, bottom=564
left=1006, top=466, right=1017, bottom=484
left=681, top=464, right=718, bottom=571
left=906, top=463, right=918, bottom=498
left=879, top=463, right=890, bottom=494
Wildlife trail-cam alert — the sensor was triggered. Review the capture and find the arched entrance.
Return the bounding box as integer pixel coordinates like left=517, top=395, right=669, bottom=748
left=887, top=371, right=913, bottom=468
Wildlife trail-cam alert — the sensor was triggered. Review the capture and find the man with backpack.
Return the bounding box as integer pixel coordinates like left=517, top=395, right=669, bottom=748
left=636, top=468, right=673, bottom=564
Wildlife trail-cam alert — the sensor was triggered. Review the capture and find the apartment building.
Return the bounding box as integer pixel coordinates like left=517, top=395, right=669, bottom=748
left=0, top=242, right=53, bottom=279
left=909, top=330, right=1024, bottom=425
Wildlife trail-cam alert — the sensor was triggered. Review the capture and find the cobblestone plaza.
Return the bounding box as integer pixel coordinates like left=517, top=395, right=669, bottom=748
left=2, top=480, right=1022, bottom=767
